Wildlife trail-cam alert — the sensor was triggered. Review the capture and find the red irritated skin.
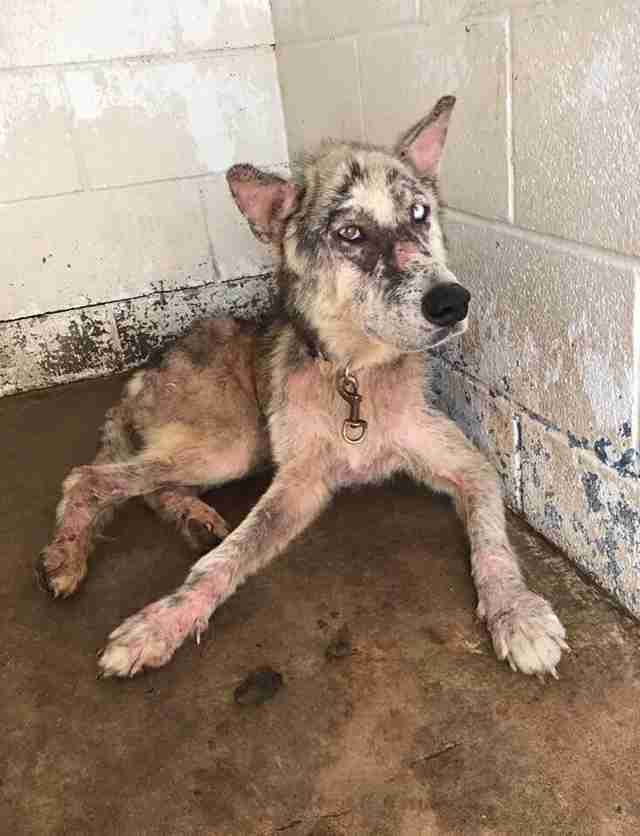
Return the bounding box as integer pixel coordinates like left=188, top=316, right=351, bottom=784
left=37, top=95, right=568, bottom=681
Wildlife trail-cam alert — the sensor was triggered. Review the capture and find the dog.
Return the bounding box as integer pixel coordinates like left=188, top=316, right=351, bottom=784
left=36, top=95, right=568, bottom=679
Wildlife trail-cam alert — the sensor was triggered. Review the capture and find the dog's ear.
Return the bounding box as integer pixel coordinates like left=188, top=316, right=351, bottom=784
left=396, top=95, right=456, bottom=178
left=226, top=164, right=301, bottom=243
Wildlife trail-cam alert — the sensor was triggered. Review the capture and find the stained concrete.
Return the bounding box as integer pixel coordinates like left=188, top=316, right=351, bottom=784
left=2, top=375, right=640, bottom=836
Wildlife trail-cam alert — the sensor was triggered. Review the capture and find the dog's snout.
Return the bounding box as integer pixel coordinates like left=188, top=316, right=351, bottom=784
left=422, top=283, right=470, bottom=326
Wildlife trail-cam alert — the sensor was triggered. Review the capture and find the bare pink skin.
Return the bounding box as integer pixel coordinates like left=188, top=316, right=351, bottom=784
left=393, top=241, right=420, bottom=270
left=38, top=95, right=568, bottom=681
left=95, top=354, right=567, bottom=679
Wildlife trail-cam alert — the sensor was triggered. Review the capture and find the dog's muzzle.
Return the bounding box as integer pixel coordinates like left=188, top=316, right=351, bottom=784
left=422, top=283, right=470, bottom=326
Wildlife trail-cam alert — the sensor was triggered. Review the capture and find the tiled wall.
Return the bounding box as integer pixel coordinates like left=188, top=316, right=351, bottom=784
left=272, top=0, right=640, bottom=614
left=0, top=0, right=287, bottom=395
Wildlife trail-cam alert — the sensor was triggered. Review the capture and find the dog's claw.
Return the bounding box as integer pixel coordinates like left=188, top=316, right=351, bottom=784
left=35, top=556, right=55, bottom=596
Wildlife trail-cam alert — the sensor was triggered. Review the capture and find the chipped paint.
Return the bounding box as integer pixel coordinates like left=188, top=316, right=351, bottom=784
left=0, top=276, right=276, bottom=397
left=521, top=420, right=640, bottom=615
left=445, top=220, right=636, bottom=459
left=437, top=359, right=640, bottom=616
left=432, top=360, right=521, bottom=511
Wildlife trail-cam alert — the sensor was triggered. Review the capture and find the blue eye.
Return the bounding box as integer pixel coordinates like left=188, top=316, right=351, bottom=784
left=338, top=225, right=362, bottom=241
left=411, top=203, right=429, bottom=223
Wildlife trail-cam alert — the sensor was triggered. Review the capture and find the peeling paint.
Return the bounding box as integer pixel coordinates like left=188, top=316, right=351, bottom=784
left=543, top=502, right=563, bottom=532
left=436, top=357, right=640, bottom=617
left=37, top=311, right=118, bottom=377
left=432, top=360, right=520, bottom=510
left=522, top=420, right=640, bottom=616
left=582, top=472, right=603, bottom=513
left=0, top=275, right=276, bottom=397
left=446, top=221, right=636, bottom=457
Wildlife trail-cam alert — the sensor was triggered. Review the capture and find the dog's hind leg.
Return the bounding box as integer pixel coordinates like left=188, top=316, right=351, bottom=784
left=36, top=399, right=138, bottom=598
left=36, top=423, right=256, bottom=599
left=37, top=321, right=266, bottom=599
left=399, top=411, right=569, bottom=678
left=36, top=456, right=182, bottom=599
left=144, top=487, right=231, bottom=553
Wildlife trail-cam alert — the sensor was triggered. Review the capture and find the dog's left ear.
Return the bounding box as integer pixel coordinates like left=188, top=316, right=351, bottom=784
left=227, top=164, right=301, bottom=243
left=396, top=95, right=456, bottom=178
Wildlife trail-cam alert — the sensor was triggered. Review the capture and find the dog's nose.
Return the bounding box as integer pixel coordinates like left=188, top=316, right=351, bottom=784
left=422, top=283, right=470, bottom=326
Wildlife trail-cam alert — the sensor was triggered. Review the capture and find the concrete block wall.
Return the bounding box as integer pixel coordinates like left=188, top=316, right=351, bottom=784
left=272, top=0, right=640, bottom=614
left=0, top=0, right=287, bottom=395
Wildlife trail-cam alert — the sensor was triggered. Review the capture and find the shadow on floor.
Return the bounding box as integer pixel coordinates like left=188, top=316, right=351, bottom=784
left=1, top=375, right=639, bottom=835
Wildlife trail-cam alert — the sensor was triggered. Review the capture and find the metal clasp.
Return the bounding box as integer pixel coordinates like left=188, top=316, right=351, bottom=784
left=337, top=366, right=368, bottom=445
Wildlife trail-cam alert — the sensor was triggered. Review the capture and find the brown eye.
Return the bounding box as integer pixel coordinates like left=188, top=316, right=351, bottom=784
left=411, top=203, right=430, bottom=223
left=338, top=225, right=362, bottom=241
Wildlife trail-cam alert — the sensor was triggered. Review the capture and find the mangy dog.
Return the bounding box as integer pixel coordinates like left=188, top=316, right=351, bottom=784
left=36, top=96, right=568, bottom=679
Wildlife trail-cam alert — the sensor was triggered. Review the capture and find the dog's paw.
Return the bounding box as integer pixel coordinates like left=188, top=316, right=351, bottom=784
left=97, top=597, right=208, bottom=678
left=97, top=559, right=234, bottom=678
left=482, top=591, right=569, bottom=678
left=183, top=515, right=229, bottom=554
left=35, top=542, right=87, bottom=598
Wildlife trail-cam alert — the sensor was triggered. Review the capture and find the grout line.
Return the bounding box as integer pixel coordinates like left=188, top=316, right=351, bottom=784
left=445, top=208, right=640, bottom=271
left=167, top=0, right=185, bottom=57
left=270, top=43, right=292, bottom=166
left=504, top=13, right=515, bottom=223
left=436, top=355, right=639, bottom=480
left=512, top=413, right=524, bottom=513
left=0, top=187, right=86, bottom=206
left=352, top=37, right=367, bottom=144
left=273, top=16, right=506, bottom=48
left=0, top=163, right=290, bottom=207
left=0, top=42, right=276, bottom=75
left=0, top=272, right=274, bottom=327
left=634, top=270, right=640, bottom=453
left=56, top=67, right=90, bottom=191
left=197, top=180, right=221, bottom=283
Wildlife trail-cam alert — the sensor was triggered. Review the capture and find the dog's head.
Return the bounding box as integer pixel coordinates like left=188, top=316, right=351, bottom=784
left=227, top=95, right=469, bottom=363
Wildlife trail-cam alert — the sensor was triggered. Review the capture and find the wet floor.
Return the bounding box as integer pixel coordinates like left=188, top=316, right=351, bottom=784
left=2, top=375, right=639, bottom=835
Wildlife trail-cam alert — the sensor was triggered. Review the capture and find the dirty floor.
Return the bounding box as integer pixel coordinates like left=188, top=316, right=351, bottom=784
left=2, top=375, right=639, bottom=836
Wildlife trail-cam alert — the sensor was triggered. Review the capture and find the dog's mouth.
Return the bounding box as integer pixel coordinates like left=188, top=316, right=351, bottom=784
left=426, top=319, right=468, bottom=348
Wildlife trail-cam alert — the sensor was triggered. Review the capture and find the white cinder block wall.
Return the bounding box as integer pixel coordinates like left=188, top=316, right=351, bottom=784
left=271, top=0, right=640, bottom=614
left=0, top=0, right=287, bottom=395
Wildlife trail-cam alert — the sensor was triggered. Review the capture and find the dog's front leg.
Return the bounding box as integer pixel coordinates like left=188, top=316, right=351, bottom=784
left=98, top=460, right=332, bottom=677
left=401, top=412, right=568, bottom=677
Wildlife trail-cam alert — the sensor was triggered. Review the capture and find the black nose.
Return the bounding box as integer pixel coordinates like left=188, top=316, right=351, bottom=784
left=422, top=283, right=470, bottom=326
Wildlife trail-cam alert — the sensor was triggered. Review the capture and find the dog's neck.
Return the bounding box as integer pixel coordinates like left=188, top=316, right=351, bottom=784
left=287, top=306, right=403, bottom=374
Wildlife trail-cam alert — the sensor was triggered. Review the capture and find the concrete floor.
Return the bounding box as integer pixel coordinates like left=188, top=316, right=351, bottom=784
left=2, top=376, right=640, bottom=836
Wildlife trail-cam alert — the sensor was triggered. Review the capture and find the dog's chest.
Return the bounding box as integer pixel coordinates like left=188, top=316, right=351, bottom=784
left=277, top=357, right=425, bottom=483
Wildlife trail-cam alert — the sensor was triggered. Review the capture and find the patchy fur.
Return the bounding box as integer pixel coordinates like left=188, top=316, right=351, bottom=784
left=36, top=96, right=568, bottom=680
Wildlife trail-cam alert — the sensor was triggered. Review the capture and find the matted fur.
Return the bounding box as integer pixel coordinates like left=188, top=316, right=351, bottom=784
left=37, top=96, right=568, bottom=679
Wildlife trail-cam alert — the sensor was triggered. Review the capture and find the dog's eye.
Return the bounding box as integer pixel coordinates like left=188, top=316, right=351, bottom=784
left=337, top=225, right=362, bottom=242
left=411, top=203, right=430, bottom=223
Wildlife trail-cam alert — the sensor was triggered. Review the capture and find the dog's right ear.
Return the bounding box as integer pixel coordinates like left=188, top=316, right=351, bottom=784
left=227, top=164, right=301, bottom=244
left=396, top=95, right=456, bottom=178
